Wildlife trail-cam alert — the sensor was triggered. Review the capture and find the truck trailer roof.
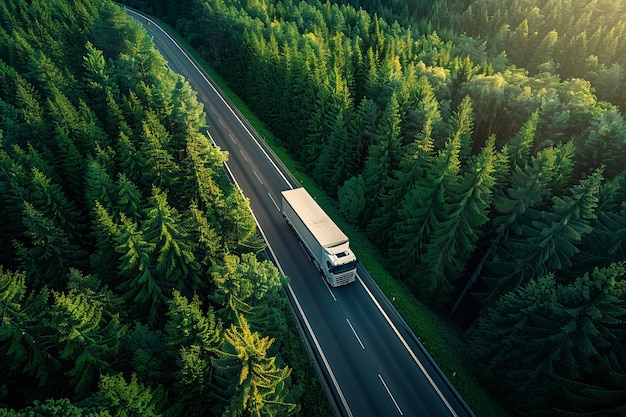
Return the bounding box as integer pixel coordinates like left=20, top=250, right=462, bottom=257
left=281, top=188, right=349, bottom=249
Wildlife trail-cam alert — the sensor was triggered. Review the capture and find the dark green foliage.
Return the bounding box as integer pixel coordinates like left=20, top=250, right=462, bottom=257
left=1, top=0, right=300, bottom=413
left=469, top=263, right=626, bottom=415
left=483, top=168, right=602, bottom=304
left=3, top=0, right=626, bottom=414
left=128, top=0, right=626, bottom=413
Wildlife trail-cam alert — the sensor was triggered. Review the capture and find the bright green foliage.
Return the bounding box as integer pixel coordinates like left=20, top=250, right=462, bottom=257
left=88, top=372, right=162, bottom=417
left=164, top=290, right=222, bottom=351
left=2, top=398, right=88, bottom=416
left=164, top=290, right=222, bottom=415
left=137, top=111, right=180, bottom=190
left=506, top=111, right=538, bottom=170
left=43, top=271, right=128, bottom=396
left=182, top=130, right=226, bottom=213
left=0, top=266, right=50, bottom=387
left=210, top=253, right=283, bottom=322
left=143, top=187, right=202, bottom=293
left=213, top=315, right=299, bottom=417
left=469, top=263, right=626, bottom=415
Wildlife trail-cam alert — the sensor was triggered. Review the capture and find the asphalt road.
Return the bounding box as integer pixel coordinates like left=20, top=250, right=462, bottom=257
left=127, top=9, right=475, bottom=417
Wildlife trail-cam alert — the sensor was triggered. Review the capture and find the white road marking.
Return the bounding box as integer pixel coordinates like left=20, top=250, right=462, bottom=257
left=325, top=281, right=337, bottom=301
left=206, top=130, right=216, bottom=146
left=229, top=133, right=236, bottom=142
left=357, top=274, right=458, bottom=416
left=253, top=170, right=263, bottom=184
left=128, top=8, right=294, bottom=190
left=379, top=374, right=404, bottom=415
left=346, top=319, right=365, bottom=349
left=240, top=149, right=248, bottom=161
left=268, top=192, right=279, bottom=211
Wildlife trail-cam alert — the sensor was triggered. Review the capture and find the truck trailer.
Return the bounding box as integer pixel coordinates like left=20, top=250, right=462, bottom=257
left=281, top=188, right=357, bottom=287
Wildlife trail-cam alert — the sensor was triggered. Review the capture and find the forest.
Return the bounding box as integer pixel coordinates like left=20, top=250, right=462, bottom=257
left=121, top=0, right=626, bottom=415
left=0, top=0, right=326, bottom=415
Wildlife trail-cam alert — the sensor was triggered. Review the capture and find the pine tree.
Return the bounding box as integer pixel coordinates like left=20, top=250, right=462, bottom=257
left=469, top=263, right=626, bottom=414
left=212, top=315, right=298, bottom=417
left=164, top=290, right=222, bottom=352
left=389, top=113, right=462, bottom=290
left=182, top=130, right=226, bottom=215
left=210, top=253, right=254, bottom=322
left=0, top=266, right=51, bottom=388
left=87, top=373, right=161, bottom=417
left=14, top=201, right=81, bottom=289
left=43, top=271, right=127, bottom=396
left=27, top=167, right=83, bottom=241
left=143, top=187, right=202, bottom=294
left=311, top=112, right=354, bottom=196
left=483, top=168, right=603, bottom=304
left=111, top=212, right=162, bottom=327
left=360, top=92, right=402, bottom=223
left=115, top=173, right=143, bottom=223
left=137, top=111, right=180, bottom=191
left=415, top=135, right=497, bottom=304
left=163, top=290, right=222, bottom=415
left=368, top=81, right=439, bottom=240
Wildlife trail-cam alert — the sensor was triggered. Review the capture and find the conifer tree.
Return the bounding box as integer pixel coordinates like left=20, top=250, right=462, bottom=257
left=212, top=315, right=298, bottom=417
left=87, top=372, right=162, bottom=417
left=143, top=187, right=202, bottom=294
left=415, top=135, right=497, bottom=304
left=43, top=271, right=127, bottom=396
left=115, top=173, right=143, bottom=223
left=14, top=201, right=81, bottom=289
left=0, top=266, right=50, bottom=388
left=469, top=263, right=626, bottom=415
left=111, top=212, right=162, bottom=327
left=483, top=168, right=603, bottom=304
left=389, top=109, right=462, bottom=290
left=360, top=92, right=402, bottom=223
left=163, top=290, right=222, bottom=415
left=137, top=111, right=180, bottom=190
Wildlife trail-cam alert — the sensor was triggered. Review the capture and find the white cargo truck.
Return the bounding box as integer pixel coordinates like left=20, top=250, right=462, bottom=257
left=281, top=188, right=357, bottom=286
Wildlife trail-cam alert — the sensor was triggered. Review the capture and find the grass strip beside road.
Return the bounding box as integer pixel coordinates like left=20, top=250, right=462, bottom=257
left=155, top=18, right=508, bottom=417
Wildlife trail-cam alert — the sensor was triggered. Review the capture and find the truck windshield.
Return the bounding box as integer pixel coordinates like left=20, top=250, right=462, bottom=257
left=330, top=260, right=357, bottom=274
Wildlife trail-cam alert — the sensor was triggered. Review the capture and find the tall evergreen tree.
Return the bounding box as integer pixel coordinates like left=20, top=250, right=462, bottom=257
left=469, top=263, right=626, bottom=415
left=212, top=315, right=298, bottom=417
left=163, top=290, right=222, bottom=415
left=415, top=135, right=497, bottom=304
left=143, top=187, right=202, bottom=295
left=389, top=107, right=462, bottom=291
left=483, top=168, right=603, bottom=304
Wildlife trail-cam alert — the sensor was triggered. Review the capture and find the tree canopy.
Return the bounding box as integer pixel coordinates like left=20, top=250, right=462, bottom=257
left=0, top=0, right=309, bottom=415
